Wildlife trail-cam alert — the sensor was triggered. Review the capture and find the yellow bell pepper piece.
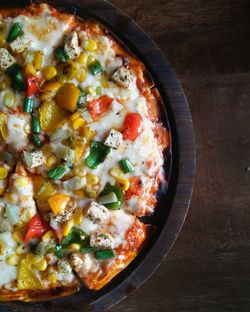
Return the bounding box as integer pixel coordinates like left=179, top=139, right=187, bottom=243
left=55, top=83, right=80, bottom=113
left=34, top=258, right=47, bottom=271
left=39, top=100, right=69, bottom=132
left=17, top=259, right=43, bottom=289
left=48, top=194, right=70, bottom=215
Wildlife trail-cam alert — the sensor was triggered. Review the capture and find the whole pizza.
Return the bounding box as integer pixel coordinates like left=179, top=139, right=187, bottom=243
left=0, top=3, right=169, bottom=301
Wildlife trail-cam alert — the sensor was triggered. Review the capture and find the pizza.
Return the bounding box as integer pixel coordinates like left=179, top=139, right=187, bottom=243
left=0, top=3, right=169, bottom=301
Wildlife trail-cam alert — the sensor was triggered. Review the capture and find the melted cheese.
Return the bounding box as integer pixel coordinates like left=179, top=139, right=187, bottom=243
left=6, top=113, right=30, bottom=151
left=0, top=232, right=17, bottom=287
left=6, top=12, right=69, bottom=65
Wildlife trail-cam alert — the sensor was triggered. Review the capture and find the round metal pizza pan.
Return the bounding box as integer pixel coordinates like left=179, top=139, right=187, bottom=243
left=0, top=0, right=196, bottom=311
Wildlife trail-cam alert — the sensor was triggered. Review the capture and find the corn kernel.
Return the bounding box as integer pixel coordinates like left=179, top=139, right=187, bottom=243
left=86, top=86, right=96, bottom=96
left=77, top=68, right=86, bottom=82
left=24, top=63, right=36, bottom=76
left=0, top=167, right=7, bottom=179
left=117, top=179, right=130, bottom=191
left=42, top=230, right=55, bottom=243
left=34, top=258, right=47, bottom=271
left=12, top=230, right=24, bottom=243
left=100, top=74, right=109, bottom=88
left=46, top=154, right=57, bottom=168
left=13, top=177, right=29, bottom=188
left=76, top=52, right=88, bottom=65
left=86, top=54, right=95, bottom=65
left=73, top=164, right=87, bottom=178
left=70, top=111, right=80, bottom=121
left=86, top=173, right=99, bottom=185
left=73, top=208, right=83, bottom=225
left=82, top=39, right=97, bottom=52
left=3, top=92, right=16, bottom=108
left=72, top=117, right=85, bottom=130
left=42, top=66, right=57, bottom=80
left=68, top=243, right=81, bottom=251
left=26, top=253, right=42, bottom=264
left=110, top=168, right=124, bottom=180
left=7, top=254, right=20, bottom=266
left=63, top=220, right=73, bottom=237
left=33, top=51, right=43, bottom=71
left=84, top=185, right=97, bottom=198
left=16, top=245, right=30, bottom=255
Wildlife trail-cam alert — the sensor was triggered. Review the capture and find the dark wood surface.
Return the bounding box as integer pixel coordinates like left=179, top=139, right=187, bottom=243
left=108, top=0, right=250, bottom=311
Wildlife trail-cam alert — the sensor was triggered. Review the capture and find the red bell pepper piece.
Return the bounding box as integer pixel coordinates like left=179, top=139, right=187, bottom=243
left=24, top=213, right=48, bottom=243
left=26, top=76, right=42, bottom=97
left=122, top=112, right=142, bottom=141
left=88, top=95, right=113, bottom=120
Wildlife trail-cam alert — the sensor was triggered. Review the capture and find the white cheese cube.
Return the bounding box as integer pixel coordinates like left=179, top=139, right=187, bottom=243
left=87, top=202, right=110, bottom=224
left=64, top=31, right=80, bottom=59
left=0, top=48, right=15, bottom=71
left=104, top=129, right=123, bottom=149
left=22, top=150, right=45, bottom=169
left=90, top=231, right=114, bottom=250
left=10, top=35, right=31, bottom=53
left=111, top=66, right=135, bottom=88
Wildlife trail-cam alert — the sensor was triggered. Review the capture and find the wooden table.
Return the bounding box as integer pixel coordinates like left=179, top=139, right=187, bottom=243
left=109, top=0, right=250, bottom=311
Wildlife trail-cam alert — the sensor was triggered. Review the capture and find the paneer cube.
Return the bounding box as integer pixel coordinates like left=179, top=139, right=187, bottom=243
left=87, top=202, right=110, bottom=223
left=0, top=48, right=15, bottom=71
left=10, top=35, right=31, bottom=54
left=111, top=66, right=135, bottom=88
left=22, top=150, right=45, bottom=169
left=104, top=129, right=123, bottom=149
left=64, top=31, right=81, bottom=60
left=90, top=231, right=114, bottom=250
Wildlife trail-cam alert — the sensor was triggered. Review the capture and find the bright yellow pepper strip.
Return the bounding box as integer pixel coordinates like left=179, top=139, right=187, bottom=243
left=48, top=194, right=70, bottom=215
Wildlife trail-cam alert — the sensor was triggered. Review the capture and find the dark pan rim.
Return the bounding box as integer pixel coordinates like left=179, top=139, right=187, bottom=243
left=0, top=0, right=196, bottom=311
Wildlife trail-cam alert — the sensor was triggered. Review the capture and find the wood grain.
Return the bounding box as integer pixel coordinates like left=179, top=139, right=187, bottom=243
left=109, top=0, right=250, bottom=311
